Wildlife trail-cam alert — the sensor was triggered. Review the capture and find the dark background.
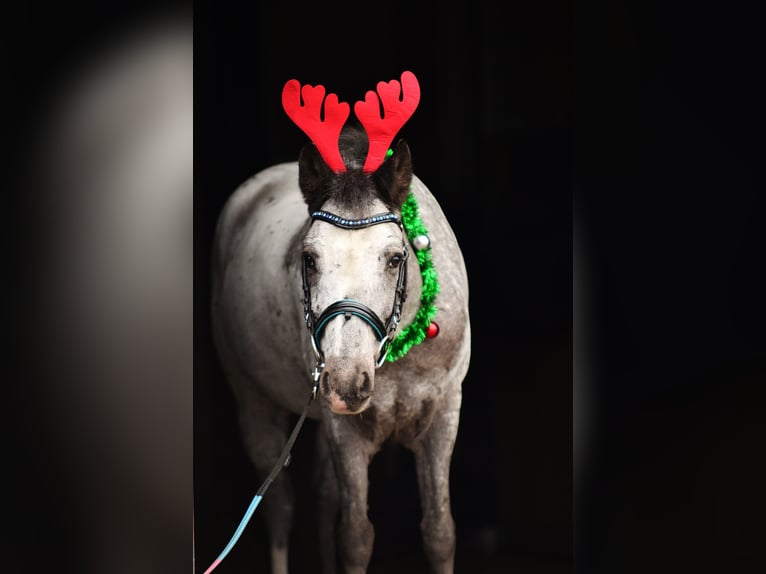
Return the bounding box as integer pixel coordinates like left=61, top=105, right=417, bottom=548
left=194, top=1, right=572, bottom=573
left=575, top=1, right=766, bottom=571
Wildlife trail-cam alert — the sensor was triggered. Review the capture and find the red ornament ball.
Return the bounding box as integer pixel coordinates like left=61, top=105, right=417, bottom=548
left=426, top=321, right=439, bottom=338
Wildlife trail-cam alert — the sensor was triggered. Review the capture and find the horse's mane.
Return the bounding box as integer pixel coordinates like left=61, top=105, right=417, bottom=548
left=323, top=124, right=381, bottom=216
left=338, top=123, right=369, bottom=172
left=301, top=123, right=409, bottom=216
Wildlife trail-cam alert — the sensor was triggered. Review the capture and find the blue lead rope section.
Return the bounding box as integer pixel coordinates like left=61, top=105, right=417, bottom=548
left=218, top=494, right=262, bottom=562
left=201, top=389, right=316, bottom=573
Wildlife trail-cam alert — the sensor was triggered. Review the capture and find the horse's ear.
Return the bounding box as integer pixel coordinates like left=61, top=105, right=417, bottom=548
left=374, top=138, right=413, bottom=210
left=298, top=143, right=333, bottom=211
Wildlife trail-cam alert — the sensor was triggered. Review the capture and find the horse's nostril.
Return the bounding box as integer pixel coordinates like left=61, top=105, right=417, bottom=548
left=359, top=372, right=372, bottom=398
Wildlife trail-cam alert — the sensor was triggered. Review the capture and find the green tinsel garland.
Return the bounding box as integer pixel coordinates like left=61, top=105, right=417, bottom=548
left=386, top=191, right=440, bottom=362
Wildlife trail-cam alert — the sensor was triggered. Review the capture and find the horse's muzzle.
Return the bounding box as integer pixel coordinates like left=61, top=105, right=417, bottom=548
left=318, top=357, right=374, bottom=415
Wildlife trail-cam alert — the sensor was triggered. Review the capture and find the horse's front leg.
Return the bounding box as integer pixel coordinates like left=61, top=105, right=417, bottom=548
left=315, top=423, right=340, bottom=574
left=322, top=413, right=379, bottom=574
left=410, top=395, right=462, bottom=574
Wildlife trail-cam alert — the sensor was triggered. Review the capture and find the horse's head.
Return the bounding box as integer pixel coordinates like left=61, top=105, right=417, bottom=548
left=284, top=71, right=421, bottom=414
left=299, top=128, right=413, bottom=414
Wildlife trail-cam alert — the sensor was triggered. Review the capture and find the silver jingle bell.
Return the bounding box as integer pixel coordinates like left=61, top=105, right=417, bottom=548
left=413, top=234, right=431, bottom=250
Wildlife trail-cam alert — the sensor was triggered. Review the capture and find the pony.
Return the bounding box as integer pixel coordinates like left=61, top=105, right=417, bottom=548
left=210, top=71, right=471, bottom=574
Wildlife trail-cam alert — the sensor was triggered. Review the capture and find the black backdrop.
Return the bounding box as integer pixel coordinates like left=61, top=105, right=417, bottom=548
left=194, top=1, right=572, bottom=572
left=575, top=2, right=766, bottom=571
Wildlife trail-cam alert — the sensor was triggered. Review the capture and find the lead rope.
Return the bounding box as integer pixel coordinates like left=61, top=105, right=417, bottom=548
left=200, top=377, right=319, bottom=574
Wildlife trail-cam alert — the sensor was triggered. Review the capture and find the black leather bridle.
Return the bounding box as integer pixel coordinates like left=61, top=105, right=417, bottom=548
left=301, top=209, right=409, bottom=371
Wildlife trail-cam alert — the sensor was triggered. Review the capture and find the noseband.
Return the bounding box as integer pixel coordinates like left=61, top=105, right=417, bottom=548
left=301, top=209, right=408, bottom=369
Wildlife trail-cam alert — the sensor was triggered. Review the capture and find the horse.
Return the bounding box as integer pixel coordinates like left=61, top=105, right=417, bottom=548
left=210, top=72, right=471, bottom=574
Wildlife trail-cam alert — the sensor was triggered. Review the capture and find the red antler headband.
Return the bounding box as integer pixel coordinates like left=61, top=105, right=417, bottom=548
left=281, top=71, right=420, bottom=173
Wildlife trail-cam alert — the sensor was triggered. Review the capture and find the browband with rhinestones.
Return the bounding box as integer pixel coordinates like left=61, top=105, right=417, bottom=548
left=310, top=210, right=400, bottom=229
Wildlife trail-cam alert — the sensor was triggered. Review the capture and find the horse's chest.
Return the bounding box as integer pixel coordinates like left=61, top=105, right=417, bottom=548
left=363, top=390, right=437, bottom=446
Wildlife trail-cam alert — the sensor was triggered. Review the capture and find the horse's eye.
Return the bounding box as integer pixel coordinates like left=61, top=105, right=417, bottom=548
left=303, top=253, right=316, bottom=269
left=388, top=254, right=403, bottom=269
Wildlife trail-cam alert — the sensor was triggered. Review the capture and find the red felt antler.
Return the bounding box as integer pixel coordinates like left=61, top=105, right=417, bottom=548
left=354, top=71, right=421, bottom=173
left=282, top=79, right=350, bottom=172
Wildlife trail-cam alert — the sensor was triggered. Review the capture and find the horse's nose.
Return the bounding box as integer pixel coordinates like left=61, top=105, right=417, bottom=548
left=319, top=357, right=374, bottom=414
